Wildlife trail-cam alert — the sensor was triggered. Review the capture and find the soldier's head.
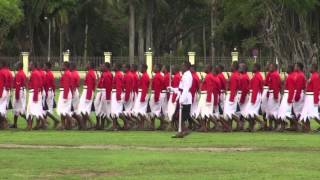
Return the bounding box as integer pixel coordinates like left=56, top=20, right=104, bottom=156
left=140, top=64, right=148, bottom=73
left=161, top=65, right=169, bottom=73
left=102, top=62, right=110, bottom=72
left=216, top=64, right=224, bottom=74
left=70, top=62, right=77, bottom=71
left=113, top=63, right=121, bottom=71
left=122, top=63, right=130, bottom=72
left=45, top=62, right=52, bottom=71
left=17, top=62, right=23, bottom=71
left=1, top=61, right=8, bottom=69
left=230, top=61, right=239, bottom=72
left=204, top=64, right=212, bottom=74
left=131, top=64, right=138, bottom=72
left=294, top=62, right=304, bottom=72
left=252, top=63, right=261, bottom=73
left=181, top=60, right=191, bottom=73
left=268, top=63, right=277, bottom=72
left=190, top=64, right=195, bottom=72
left=310, top=63, right=318, bottom=73
left=153, top=64, right=161, bottom=73
left=87, top=62, right=95, bottom=70
left=239, top=63, right=247, bottom=73
left=172, top=65, right=180, bottom=74
left=30, top=62, right=38, bottom=71
left=62, top=61, right=70, bottom=71
left=286, top=64, right=294, bottom=74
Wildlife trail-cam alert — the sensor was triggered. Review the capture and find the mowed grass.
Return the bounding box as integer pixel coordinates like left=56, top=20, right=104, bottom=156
left=1, top=89, right=320, bottom=179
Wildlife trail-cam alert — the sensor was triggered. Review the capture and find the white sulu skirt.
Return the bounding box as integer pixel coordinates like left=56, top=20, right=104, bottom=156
left=132, top=91, right=149, bottom=117
left=266, top=91, right=280, bottom=118
left=196, top=92, right=213, bottom=119
left=219, top=91, right=225, bottom=113
left=161, top=92, right=168, bottom=118
left=77, top=88, right=94, bottom=115
left=72, top=88, right=80, bottom=115
left=26, top=90, right=44, bottom=119
left=244, top=92, right=262, bottom=118
left=94, top=89, right=103, bottom=117
left=293, top=91, right=305, bottom=117
left=12, top=88, right=26, bottom=116
left=123, top=91, right=134, bottom=116
left=57, top=89, right=72, bottom=116
left=46, top=89, right=55, bottom=113
left=110, top=90, right=123, bottom=118
left=299, top=93, right=319, bottom=122
left=260, top=86, right=269, bottom=114
left=223, top=91, right=240, bottom=120
left=149, top=91, right=166, bottom=118
left=277, top=91, right=293, bottom=121
left=167, top=92, right=180, bottom=121
left=99, top=92, right=111, bottom=118
left=239, top=92, right=249, bottom=117
left=190, top=93, right=199, bottom=117
left=0, top=89, right=9, bottom=116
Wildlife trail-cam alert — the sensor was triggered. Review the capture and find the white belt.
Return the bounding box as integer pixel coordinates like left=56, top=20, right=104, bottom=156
left=283, top=90, right=289, bottom=93
left=200, top=91, right=207, bottom=94
left=151, top=90, right=167, bottom=93
left=263, top=86, right=269, bottom=90
left=83, top=86, right=88, bottom=89
left=305, top=92, right=314, bottom=95
left=97, top=88, right=105, bottom=91
left=268, top=90, right=274, bottom=93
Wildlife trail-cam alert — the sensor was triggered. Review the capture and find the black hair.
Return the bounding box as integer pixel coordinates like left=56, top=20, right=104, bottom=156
left=17, top=62, right=23, bottom=69
left=45, top=62, right=52, bottom=69
left=296, top=62, right=304, bottom=70
left=141, top=63, right=148, bottom=70
left=218, top=64, right=224, bottom=71
left=64, top=61, right=70, bottom=69
left=232, top=61, right=239, bottom=70
left=70, top=62, right=76, bottom=70
left=183, top=61, right=191, bottom=69
left=105, top=62, right=110, bottom=69
left=254, top=63, right=261, bottom=71
left=89, top=62, right=95, bottom=69
left=131, top=64, right=138, bottom=71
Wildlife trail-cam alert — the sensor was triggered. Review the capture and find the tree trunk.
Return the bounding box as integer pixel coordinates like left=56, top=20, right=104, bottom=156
left=145, top=0, right=154, bottom=51
left=210, top=0, right=217, bottom=63
left=129, top=0, right=135, bottom=64
left=138, top=15, right=144, bottom=64
left=59, top=26, right=63, bottom=63
left=202, top=23, right=206, bottom=63
left=84, top=17, right=89, bottom=63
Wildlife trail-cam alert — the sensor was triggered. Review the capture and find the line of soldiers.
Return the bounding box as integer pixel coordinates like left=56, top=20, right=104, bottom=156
left=0, top=60, right=320, bottom=133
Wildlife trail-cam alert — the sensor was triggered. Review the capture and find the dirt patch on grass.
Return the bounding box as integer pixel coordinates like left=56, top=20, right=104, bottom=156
left=54, top=169, right=120, bottom=177
left=0, top=144, right=256, bottom=152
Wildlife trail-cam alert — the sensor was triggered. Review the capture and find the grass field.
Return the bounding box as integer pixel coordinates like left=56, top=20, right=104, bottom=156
left=2, top=91, right=320, bottom=179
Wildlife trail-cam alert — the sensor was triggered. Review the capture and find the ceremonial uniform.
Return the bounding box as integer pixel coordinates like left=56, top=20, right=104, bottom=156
left=261, top=72, right=271, bottom=114
left=266, top=70, right=281, bottom=118
left=26, top=69, right=44, bottom=119
left=71, top=70, right=80, bottom=114
left=57, top=69, right=72, bottom=116
left=167, top=72, right=181, bottom=121
left=293, top=71, right=306, bottom=117
left=190, top=71, right=200, bottom=117
left=162, top=72, right=170, bottom=118
left=44, top=70, right=55, bottom=113
left=100, top=70, right=113, bottom=118
left=300, top=72, right=320, bottom=122
left=244, top=71, right=263, bottom=118
left=78, top=69, right=96, bottom=115
left=223, top=71, right=240, bottom=119
left=111, top=71, right=123, bottom=118
left=123, top=70, right=134, bottom=115
left=12, top=69, right=27, bottom=116
left=239, top=72, right=250, bottom=116
left=278, top=72, right=295, bottom=120
left=0, top=68, right=8, bottom=116
left=217, top=72, right=226, bottom=112
left=3, top=67, right=13, bottom=110
left=149, top=72, right=165, bottom=117
left=132, top=72, right=150, bottom=116
left=179, top=70, right=193, bottom=122
left=94, top=73, right=105, bottom=117
left=132, top=70, right=139, bottom=97
left=39, top=69, right=46, bottom=115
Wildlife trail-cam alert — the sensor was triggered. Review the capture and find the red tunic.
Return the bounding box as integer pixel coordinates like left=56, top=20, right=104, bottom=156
left=228, top=71, right=240, bottom=102
left=190, top=71, right=200, bottom=102
left=306, top=72, right=320, bottom=104
left=71, top=70, right=80, bottom=91
left=14, top=69, right=27, bottom=100
left=171, top=72, right=182, bottom=103
left=249, top=72, right=263, bottom=104
left=44, top=70, right=55, bottom=96
left=138, top=72, right=150, bottom=102
left=0, top=69, right=5, bottom=98
left=84, top=69, right=96, bottom=100
left=112, top=71, right=123, bottom=101
left=285, top=72, right=295, bottom=103
left=211, top=74, right=221, bottom=106
left=123, top=71, right=133, bottom=102
left=264, top=72, right=271, bottom=86
left=60, top=70, right=72, bottom=100
left=152, top=72, right=164, bottom=102
left=239, top=72, right=250, bottom=104
left=269, top=71, right=281, bottom=100
left=217, top=73, right=226, bottom=91
left=132, top=71, right=139, bottom=93
left=201, top=73, right=214, bottom=103
left=294, top=71, right=306, bottom=102
left=28, top=69, right=42, bottom=101
left=3, top=67, right=13, bottom=90
left=100, top=70, right=113, bottom=100
left=39, top=69, right=46, bottom=90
